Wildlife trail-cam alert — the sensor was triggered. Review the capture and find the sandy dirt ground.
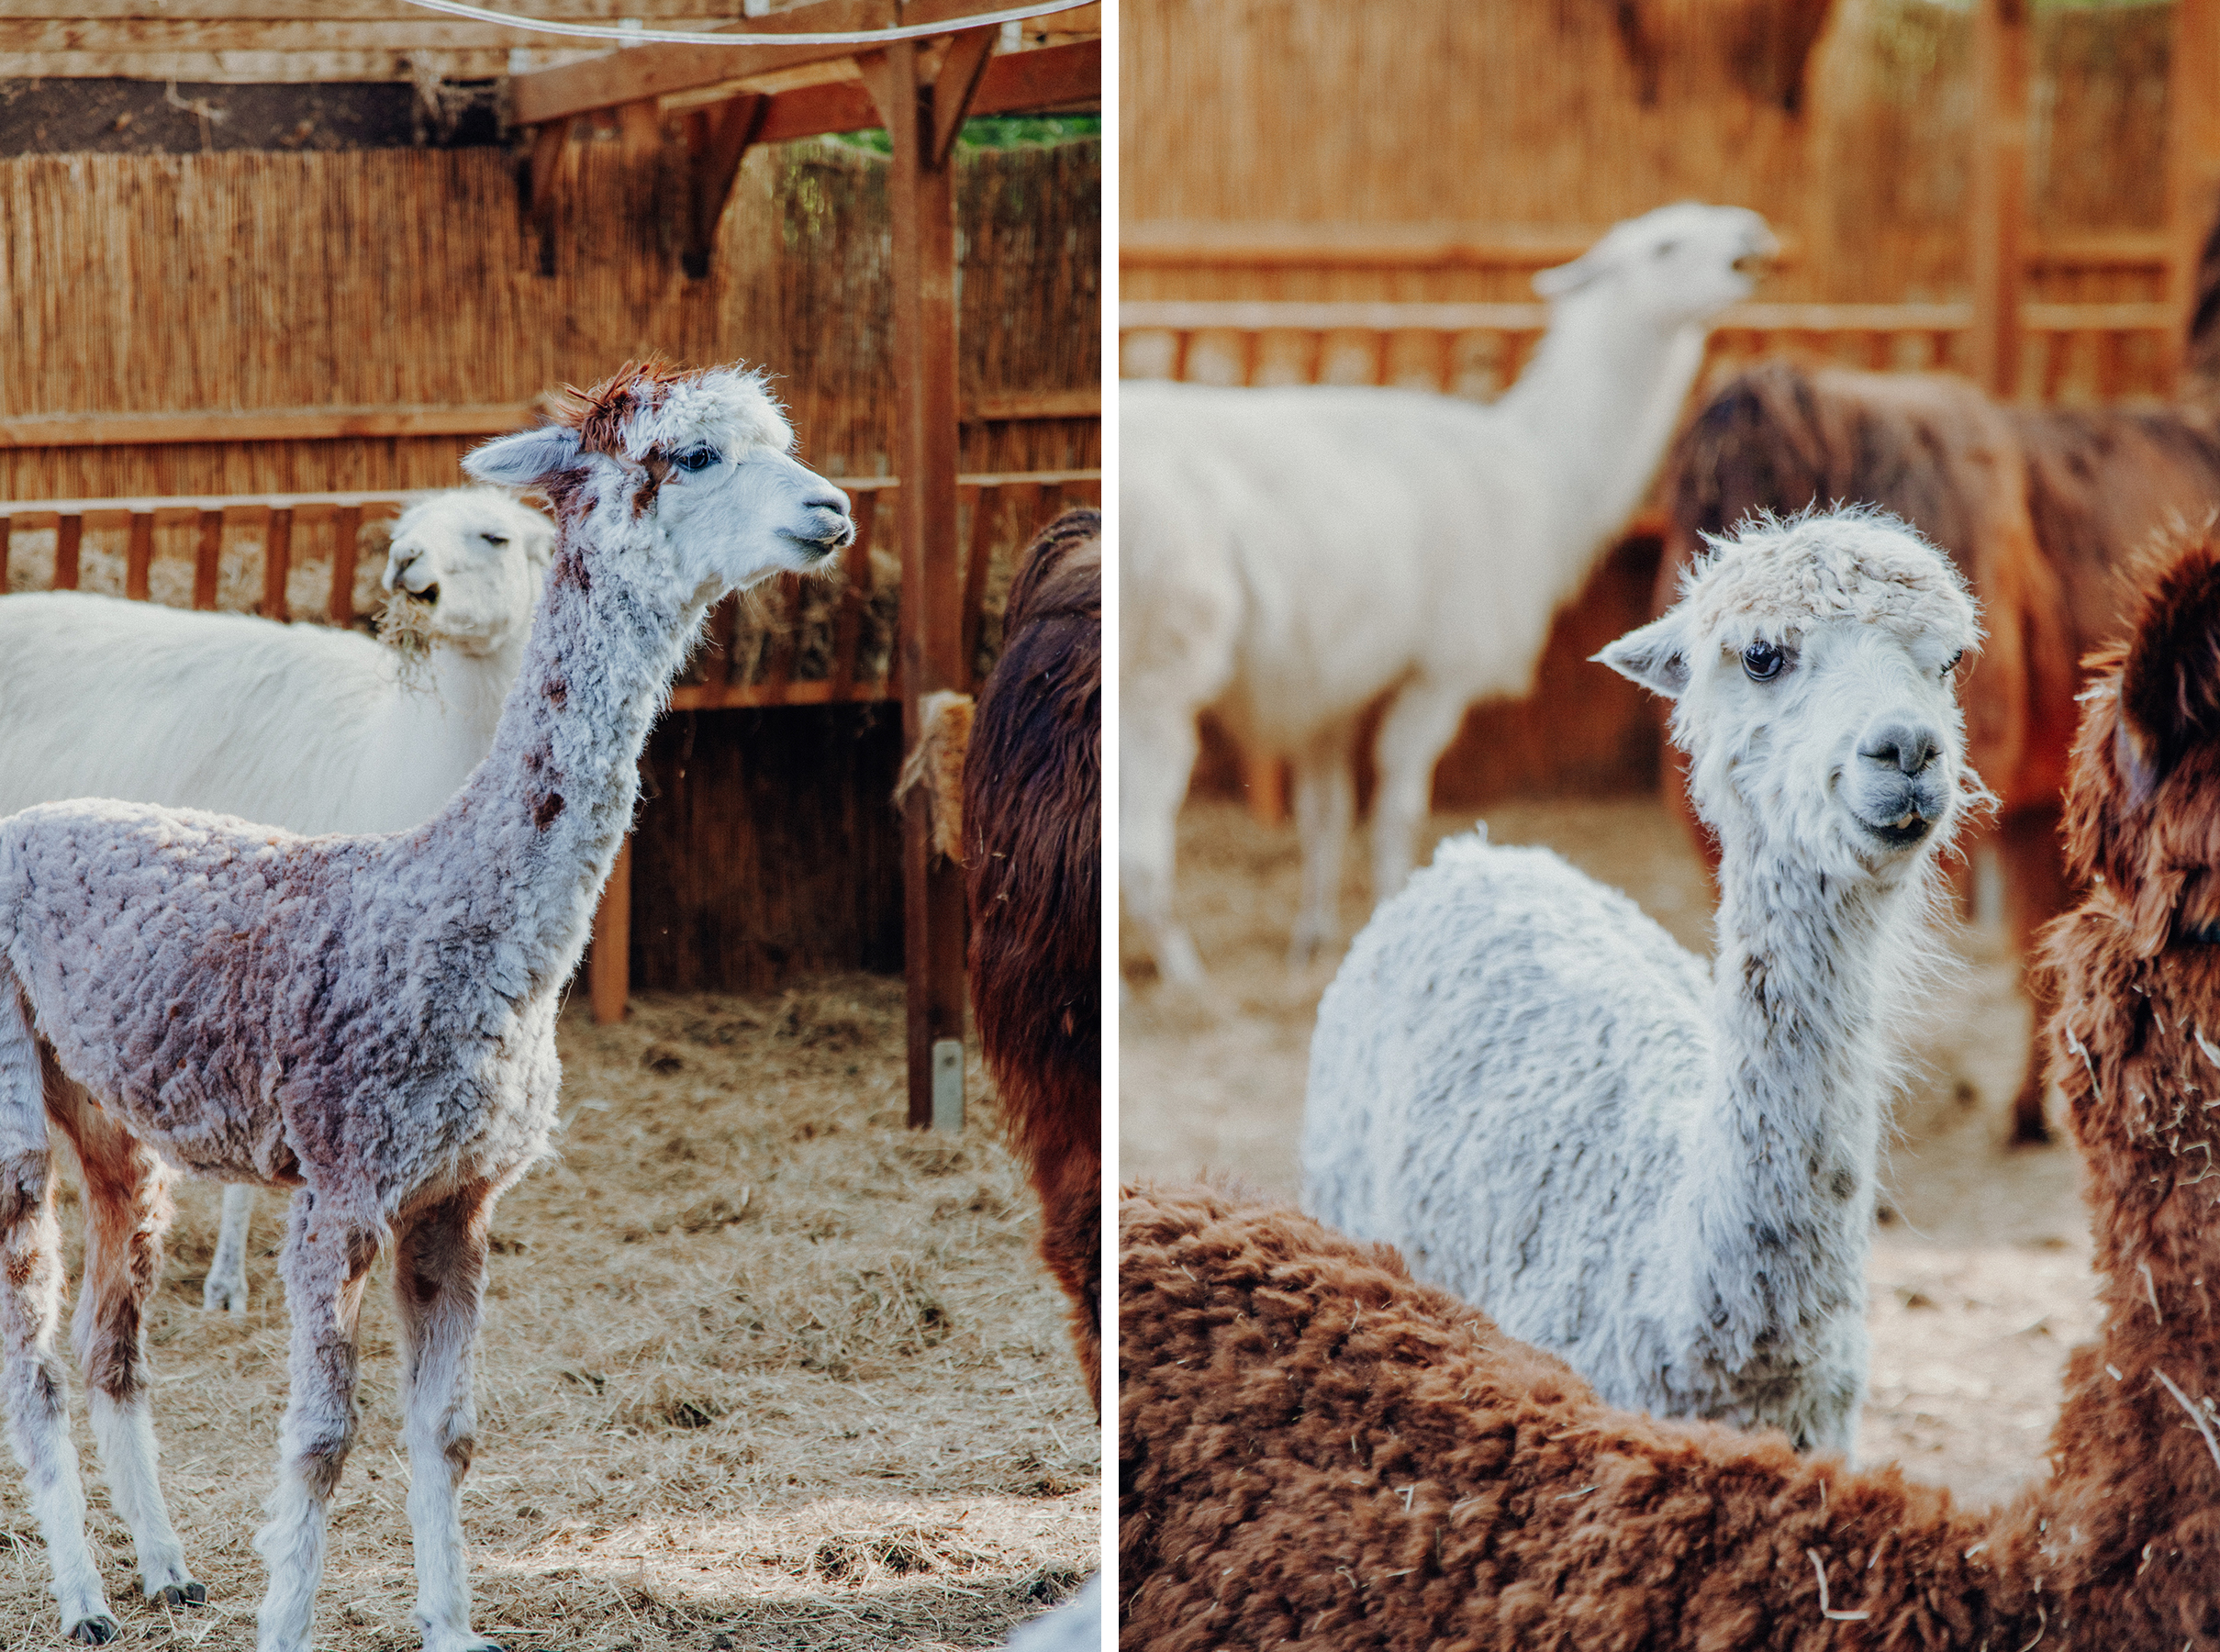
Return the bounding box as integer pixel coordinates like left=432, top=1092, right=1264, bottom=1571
left=1121, top=797, right=2100, bottom=1512
left=0, top=977, right=1098, bottom=1652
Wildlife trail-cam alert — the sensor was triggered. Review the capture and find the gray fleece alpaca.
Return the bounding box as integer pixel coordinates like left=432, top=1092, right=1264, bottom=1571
left=0, top=363, right=853, bottom=1651
left=1303, top=510, right=1983, bottom=1456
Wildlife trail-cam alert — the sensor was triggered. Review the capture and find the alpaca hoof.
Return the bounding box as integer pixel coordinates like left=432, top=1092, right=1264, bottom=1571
left=68, top=1615, right=118, bottom=1646
left=202, top=1277, right=248, bottom=1313
left=157, top=1580, right=207, bottom=1607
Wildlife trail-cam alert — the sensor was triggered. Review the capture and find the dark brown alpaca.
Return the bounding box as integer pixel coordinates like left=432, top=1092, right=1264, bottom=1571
left=1663, top=231, right=2220, bottom=1143
left=1120, top=527, right=2220, bottom=1647
left=963, top=508, right=1101, bottom=1409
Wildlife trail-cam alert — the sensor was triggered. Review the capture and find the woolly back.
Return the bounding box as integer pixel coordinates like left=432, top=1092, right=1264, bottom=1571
left=963, top=508, right=1100, bottom=1175
left=2058, top=521, right=2220, bottom=954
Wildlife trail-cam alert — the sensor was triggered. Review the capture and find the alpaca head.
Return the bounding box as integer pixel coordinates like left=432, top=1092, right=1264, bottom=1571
left=461, top=363, right=854, bottom=608
left=380, top=488, right=554, bottom=657
left=1531, top=202, right=1777, bottom=329
left=2059, top=521, right=2220, bottom=955
left=1600, top=508, right=1982, bottom=886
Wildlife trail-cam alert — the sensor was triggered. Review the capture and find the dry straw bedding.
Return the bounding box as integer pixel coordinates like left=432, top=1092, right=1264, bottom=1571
left=0, top=976, right=1098, bottom=1652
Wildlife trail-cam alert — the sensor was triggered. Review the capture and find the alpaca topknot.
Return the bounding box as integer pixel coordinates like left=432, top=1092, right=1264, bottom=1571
left=547, top=359, right=791, bottom=462
left=1684, top=506, right=1981, bottom=652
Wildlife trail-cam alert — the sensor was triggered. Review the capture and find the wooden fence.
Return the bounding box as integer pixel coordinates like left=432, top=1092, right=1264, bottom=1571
left=0, top=467, right=1099, bottom=1009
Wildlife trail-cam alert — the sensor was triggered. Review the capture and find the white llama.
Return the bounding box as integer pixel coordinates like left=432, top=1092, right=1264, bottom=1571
left=1121, top=202, right=1777, bottom=981
left=0, top=363, right=853, bottom=1649
left=0, top=486, right=554, bottom=1315
left=1303, top=509, right=1983, bottom=1456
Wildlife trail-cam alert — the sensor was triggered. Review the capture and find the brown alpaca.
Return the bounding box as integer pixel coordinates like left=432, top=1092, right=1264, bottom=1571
left=964, top=509, right=1101, bottom=1409
left=1663, top=227, right=2220, bottom=1143
left=1120, top=527, right=2220, bottom=1648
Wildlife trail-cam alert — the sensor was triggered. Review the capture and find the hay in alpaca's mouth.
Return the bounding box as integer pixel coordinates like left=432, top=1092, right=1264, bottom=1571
left=377, top=586, right=439, bottom=685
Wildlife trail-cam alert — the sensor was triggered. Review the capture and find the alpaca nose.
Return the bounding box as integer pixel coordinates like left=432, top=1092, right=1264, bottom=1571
left=1859, top=722, right=1941, bottom=776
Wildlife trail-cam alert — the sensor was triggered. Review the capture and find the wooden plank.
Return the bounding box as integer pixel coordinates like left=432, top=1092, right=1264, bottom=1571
left=2167, top=0, right=2220, bottom=390
left=0, top=48, right=542, bottom=78
left=1969, top=0, right=2029, bottom=399
left=761, top=573, right=803, bottom=697
left=262, top=508, right=292, bottom=619
left=329, top=505, right=361, bottom=628
left=0, top=517, right=9, bottom=594
left=510, top=0, right=892, bottom=126
left=54, top=514, right=82, bottom=590
left=965, top=386, right=1099, bottom=419
left=193, top=508, right=223, bottom=609
left=666, top=677, right=896, bottom=710
left=589, top=835, right=631, bottom=1024
left=0, top=403, right=533, bottom=450
left=125, top=511, right=154, bottom=601
left=888, top=33, right=969, bottom=1131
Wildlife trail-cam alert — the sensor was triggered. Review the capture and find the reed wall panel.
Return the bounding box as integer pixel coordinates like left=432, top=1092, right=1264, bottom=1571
left=1122, top=0, right=2177, bottom=306
left=0, top=133, right=1100, bottom=497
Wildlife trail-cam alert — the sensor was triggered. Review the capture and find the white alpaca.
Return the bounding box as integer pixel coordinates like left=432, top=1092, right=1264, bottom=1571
left=1121, top=203, right=1777, bottom=980
left=1303, top=510, right=1983, bottom=1456
left=0, top=364, right=850, bottom=1648
left=0, top=487, right=553, bottom=1316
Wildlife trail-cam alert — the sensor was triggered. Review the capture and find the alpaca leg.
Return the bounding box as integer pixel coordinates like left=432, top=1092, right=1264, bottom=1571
left=1998, top=803, right=2070, bottom=1144
left=1368, top=681, right=1471, bottom=908
left=1120, top=694, right=1210, bottom=986
left=255, top=1190, right=378, bottom=1652
left=1287, top=725, right=1356, bottom=966
left=0, top=993, right=114, bottom=1643
left=205, top=1184, right=255, bottom=1313
left=47, top=1077, right=200, bottom=1607
left=391, top=1186, right=501, bottom=1652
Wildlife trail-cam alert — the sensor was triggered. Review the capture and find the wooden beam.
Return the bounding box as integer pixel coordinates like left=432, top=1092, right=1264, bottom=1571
left=193, top=509, right=223, bottom=609
left=513, top=0, right=1097, bottom=128
left=589, top=836, right=631, bottom=1024
left=20, top=1, right=752, bottom=18
left=931, top=26, right=996, bottom=167
left=510, top=0, right=892, bottom=127
left=887, top=33, right=969, bottom=1131
left=0, top=403, right=534, bottom=449
left=0, top=18, right=709, bottom=50
left=1969, top=0, right=2029, bottom=400
left=528, top=119, right=568, bottom=278
left=682, top=92, right=767, bottom=279
left=2167, top=0, right=2220, bottom=390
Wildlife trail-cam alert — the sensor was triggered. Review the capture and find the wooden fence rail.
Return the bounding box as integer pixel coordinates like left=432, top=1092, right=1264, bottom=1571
left=1121, top=298, right=2181, bottom=404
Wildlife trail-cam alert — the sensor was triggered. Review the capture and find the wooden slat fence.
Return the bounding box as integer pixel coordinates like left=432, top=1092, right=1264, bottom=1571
left=1121, top=299, right=2181, bottom=406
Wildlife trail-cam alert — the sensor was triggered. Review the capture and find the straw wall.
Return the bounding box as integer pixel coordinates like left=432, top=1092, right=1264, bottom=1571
left=1121, top=0, right=2175, bottom=306
left=0, top=132, right=1101, bottom=497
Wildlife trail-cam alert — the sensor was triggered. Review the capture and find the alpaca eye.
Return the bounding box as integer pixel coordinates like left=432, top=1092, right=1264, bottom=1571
left=1943, top=651, right=1964, bottom=677
left=1741, top=642, right=1785, bottom=683
left=674, top=447, right=720, bottom=474
left=1654, top=239, right=1679, bottom=259
left=481, top=533, right=508, bottom=548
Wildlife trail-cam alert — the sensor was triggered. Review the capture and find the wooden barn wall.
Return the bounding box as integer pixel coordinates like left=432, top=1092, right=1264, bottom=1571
left=631, top=705, right=905, bottom=994
left=0, top=133, right=1101, bottom=497
left=1121, top=0, right=2174, bottom=306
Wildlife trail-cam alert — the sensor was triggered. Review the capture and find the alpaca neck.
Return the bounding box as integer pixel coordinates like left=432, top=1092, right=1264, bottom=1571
left=1497, top=297, right=1709, bottom=566
left=421, top=536, right=700, bottom=999
left=1677, top=831, right=1913, bottom=1367
left=415, top=632, right=529, bottom=752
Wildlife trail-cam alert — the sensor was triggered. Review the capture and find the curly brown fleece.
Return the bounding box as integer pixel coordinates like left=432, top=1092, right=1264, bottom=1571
left=1119, top=526, right=2220, bottom=1652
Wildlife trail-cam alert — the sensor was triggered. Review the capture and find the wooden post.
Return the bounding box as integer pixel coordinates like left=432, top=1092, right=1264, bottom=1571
left=1969, top=0, right=2029, bottom=400
left=868, top=34, right=991, bottom=1130
left=590, top=835, right=631, bottom=1024
left=125, top=512, right=153, bottom=601
left=54, top=514, right=81, bottom=590
left=262, top=508, right=292, bottom=620
left=2168, top=0, right=2220, bottom=390
left=1243, top=750, right=1288, bottom=827
left=193, top=510, right=223, bottom=610
left=329, top=506, right=361, bottom=628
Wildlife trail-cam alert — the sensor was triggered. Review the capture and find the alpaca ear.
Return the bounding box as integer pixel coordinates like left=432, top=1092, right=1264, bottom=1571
left=1533, top=252, right=1600, bottom=299
left=464, top=426, right=583, bottom=489
left=1595, top=615, right=1692, bottom=698
left=2117, top=524, right=2220, bottom=794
